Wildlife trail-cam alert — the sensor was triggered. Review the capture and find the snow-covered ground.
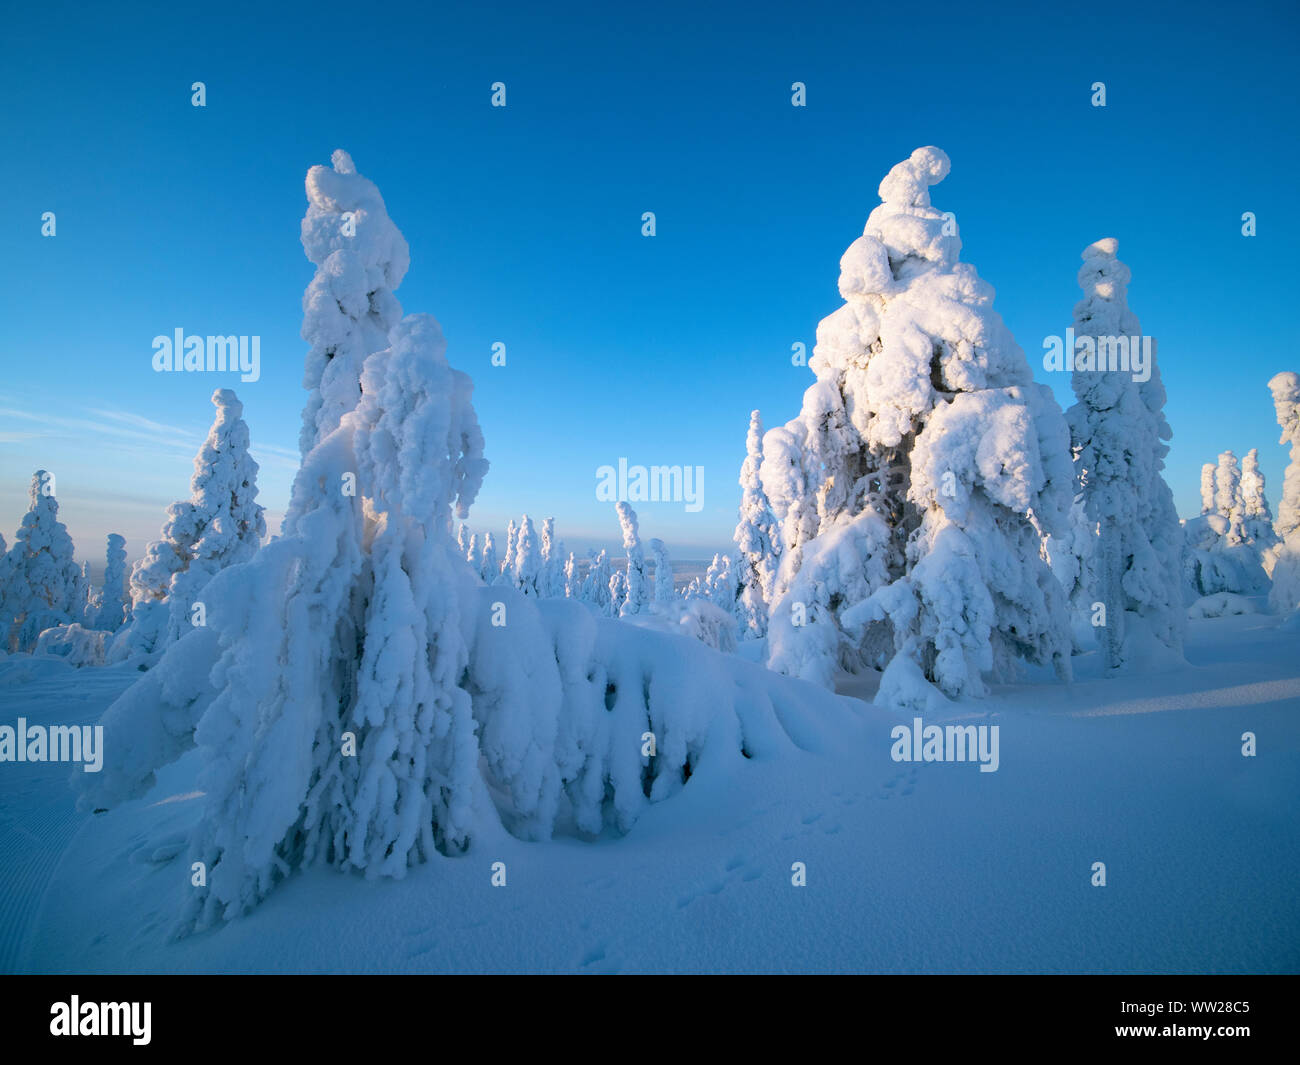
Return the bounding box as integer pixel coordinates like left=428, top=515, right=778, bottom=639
left=3, top=609, right=1296, bottom=974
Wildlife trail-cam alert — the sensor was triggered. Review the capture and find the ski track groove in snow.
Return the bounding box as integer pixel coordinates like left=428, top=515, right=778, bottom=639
left=0, top=663, right=137, bottom=973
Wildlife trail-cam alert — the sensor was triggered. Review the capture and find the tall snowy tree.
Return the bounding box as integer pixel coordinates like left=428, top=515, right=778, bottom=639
left=761, top=147, right=1074, bottom=700
left=118, top=151, right=489, bottom=924
left=733, top=409, right=779, bottom=638
left=608, top=569, right=628, bottom=617
left=563, top=551, right=580, bottom=598
left=93, top=533, right=130, bottom=633
left=1065, top=239, right=1184, bottom=670
left=3, top=470, right=82, bottom=651
left=513, top=515, right=542, bottom=596
left=114, top=389, right=265, bottom=657
left=649, top=538, right=673, bottom=605
left=171, top=311, right=487, bottom=925
left=75, top=562, right=92, bottom=626
left=582, top=549, right=612, bottom=612
left=297, top=149, right=410, bottom=457
left=1200, top=463, right=1217, bottom=515
left=1268, top=371, right=1300, bottom=614
left=539, top=517, right=566, bottom=598
left=616, top=502, right=648, bottom=617
left=497, top=518, right=518, bottom=586
left=1270, top=372, right=1300, bottom=542
left=165, top=389, right=267, bottom=640
left=704, top=552, right=736, bottom=611
left=1215, top=450, right=1246, bottom=545
left=1240, top=449, right=1276, bottom=550
left=479, top=532, right=498, bottom=583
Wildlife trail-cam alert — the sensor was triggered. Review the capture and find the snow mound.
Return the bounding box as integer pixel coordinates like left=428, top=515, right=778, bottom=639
left=33, top=624, right=108, bottom=667
left=1188, top=593, right=1257, bottom=619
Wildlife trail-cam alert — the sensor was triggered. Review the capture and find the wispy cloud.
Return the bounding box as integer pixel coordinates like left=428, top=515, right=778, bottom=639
left=252, top=442, right=299, bottom=459
left=89, top=407, right=196, bottom=443
left=249, top=441, right=300, bottom=472
left=0, top=407, right=199, bottom=454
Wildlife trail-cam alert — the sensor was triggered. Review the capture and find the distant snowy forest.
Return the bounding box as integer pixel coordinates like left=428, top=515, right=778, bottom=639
left=3, top=147, right=1298, bottom=935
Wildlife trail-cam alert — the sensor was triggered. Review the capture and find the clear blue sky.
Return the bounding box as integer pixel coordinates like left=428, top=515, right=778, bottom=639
left=2, top=0, right=1297, bottom=569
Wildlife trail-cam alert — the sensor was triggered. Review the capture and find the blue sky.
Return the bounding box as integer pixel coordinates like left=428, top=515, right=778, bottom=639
left=2, top=0, right=1297, bottom=568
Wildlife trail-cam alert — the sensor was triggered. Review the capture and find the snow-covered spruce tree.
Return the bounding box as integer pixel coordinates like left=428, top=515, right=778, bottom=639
left=172, top=312, right=488, bottom=927
left=1268, top=371, right=1300, bottom=613
left=1200, top=463, right=1217, bottom=515
left=762, top=147, right=1074, bottom=700
left=703, top=552, right=737, bottom=610
left=479, top=532, right=498, bottom=583
left=650, top=538, right=673, bottom=604
left=540, top=517, right=563, bottom=598
left=457, top=523, right=470, bottom=561
left=563, top=551, right=580, bottom=598
left=298, top=149, right=409, bottom=457
left=608, top=569, right=628, bottom=617
left=1240, top=449, right=1277, bottom=551
left=93, top=533, right=129, bottom=633
left=549, top=539, right=568, bottom=598
left=1270, top=372, right=1300, bottom=541
left=82, top=567, right=100, bottom=621
left=513, top=515, right=542, bottom=596
left=1215, top=451, right=1246, bottom=545
left=111, top=389, right=265, bottom=659
left=616, top=502, right=648, bottom=616
left=76, top=562, right=92, bottom=625
left=1064, top=239, right=1184, bottom=670
left=79, top=151, right=412, bottom=828
left=582, top=549, right=612, bottom=612
left=164, top=389, right=267, bottom=641
left=80, top=154, right=487, bottom=927
left=497, top=518, right=518, bottom=586
left=1185, top=448, right=1268, bottom=598
left=3, top=471, right=83, bottom=651
left=733, top=410, right=780, bottom=638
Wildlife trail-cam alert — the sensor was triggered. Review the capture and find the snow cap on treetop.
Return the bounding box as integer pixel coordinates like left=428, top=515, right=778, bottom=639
left=302, top=149, right=410, bottom=291
left=876, top=146, right=951, bottom=208
left=1270, top=371, right=1300, bottom=431
left=858, top=146, right=961, bottom=281
left=211, top=387, right=241, bottom=415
